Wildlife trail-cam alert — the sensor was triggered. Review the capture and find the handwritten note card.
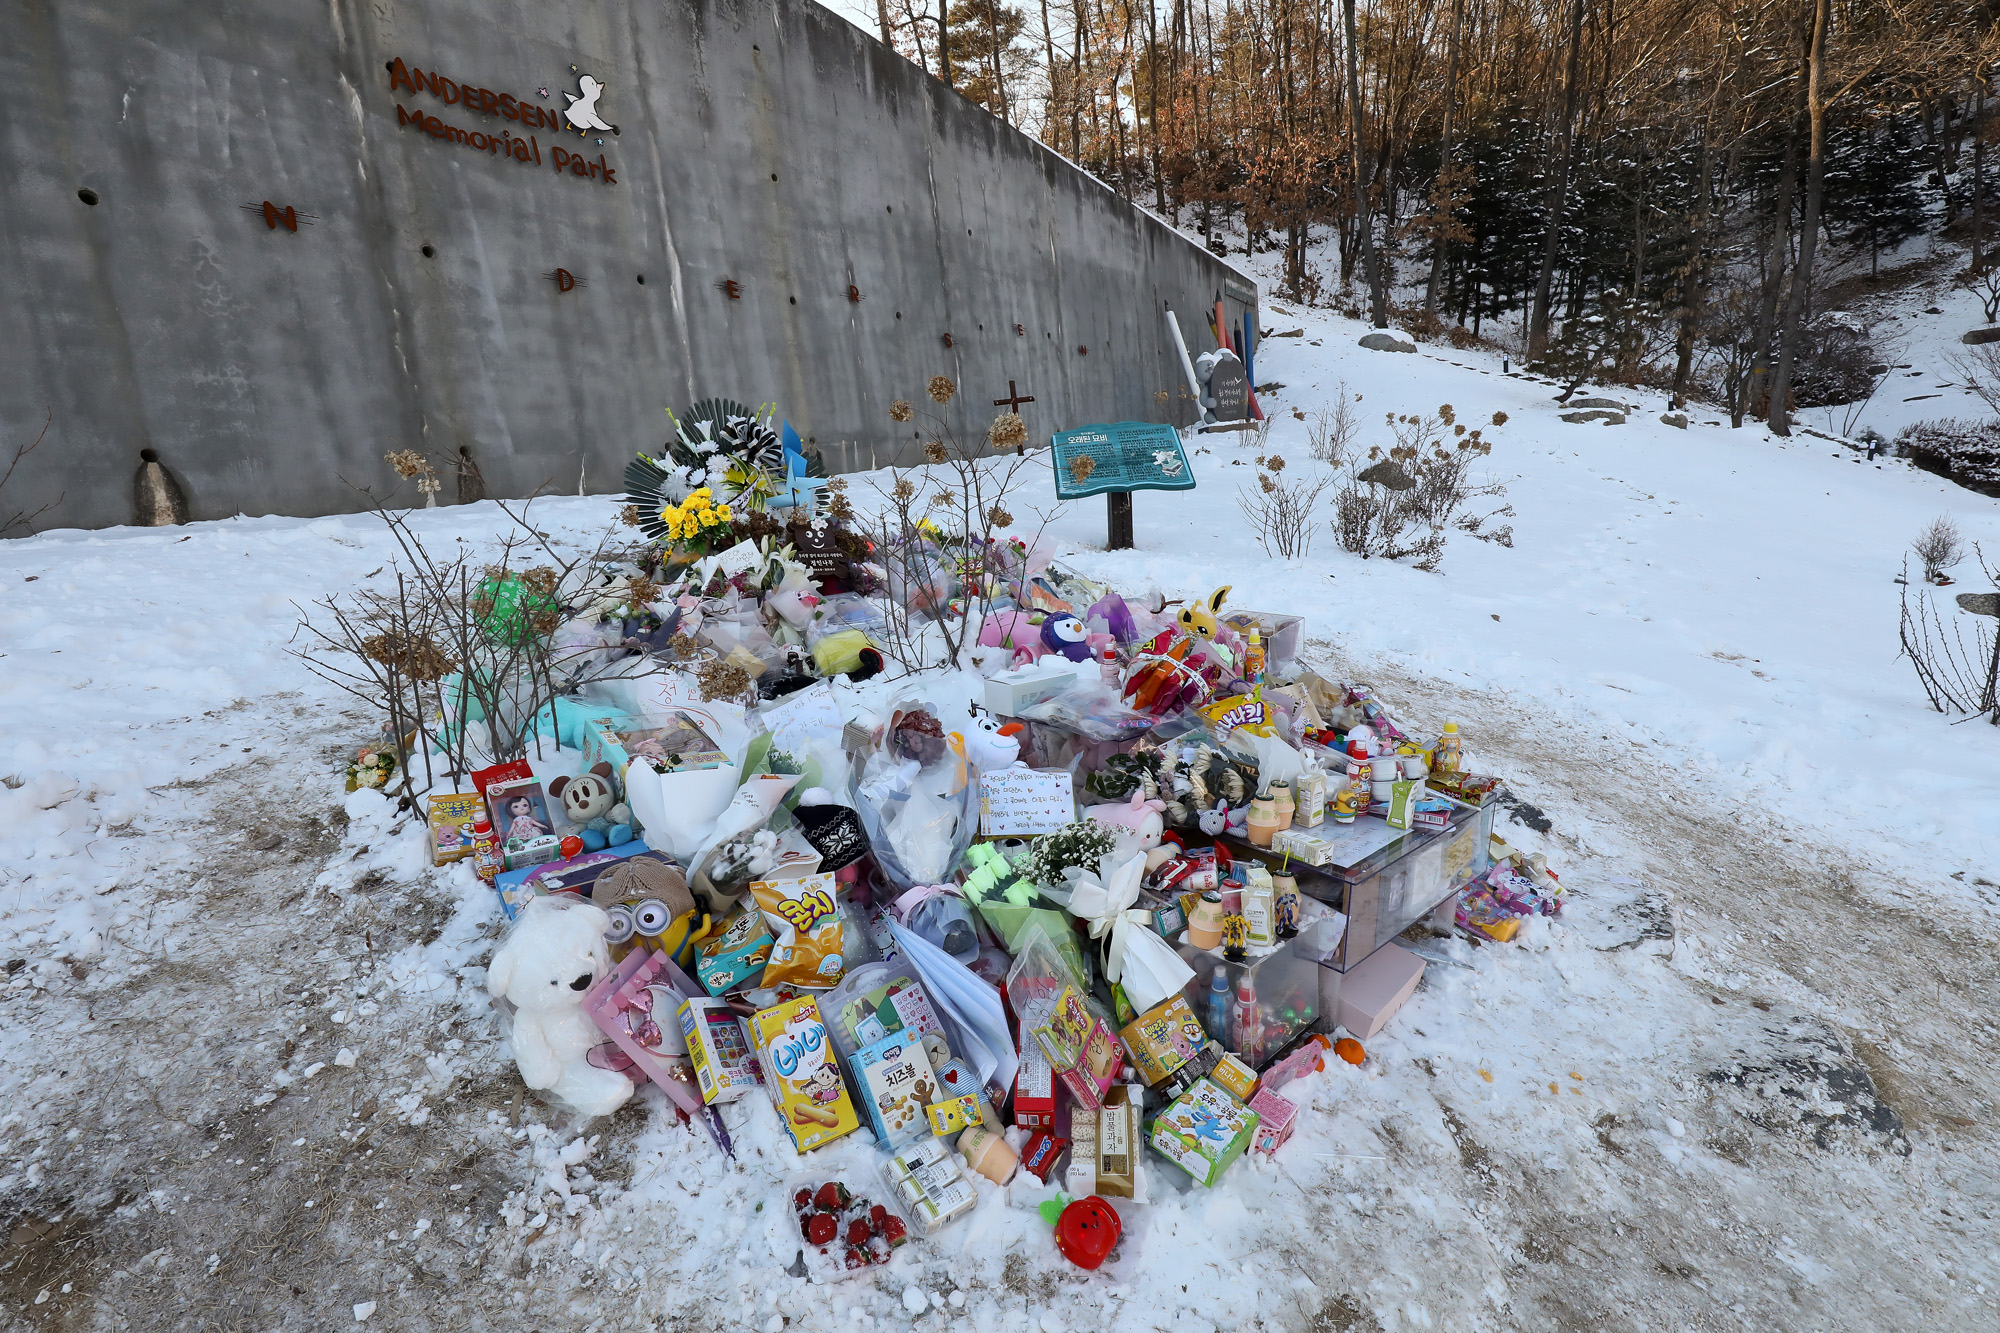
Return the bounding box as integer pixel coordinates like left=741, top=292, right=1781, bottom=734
left=978, top=767, right=1076, bottom=837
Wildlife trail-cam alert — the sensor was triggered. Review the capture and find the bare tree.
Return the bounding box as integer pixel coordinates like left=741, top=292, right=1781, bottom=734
left=1, top=409, right=59, bottom=539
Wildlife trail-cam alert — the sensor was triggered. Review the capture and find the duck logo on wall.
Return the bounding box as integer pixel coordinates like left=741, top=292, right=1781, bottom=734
left=563, top=68, right=619, bottom=137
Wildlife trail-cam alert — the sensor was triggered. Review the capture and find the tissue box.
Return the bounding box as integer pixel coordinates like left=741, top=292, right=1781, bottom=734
left=982, top=660, right=1089, bottom=716
left=1149, top=1077, right=1259, bottom=1188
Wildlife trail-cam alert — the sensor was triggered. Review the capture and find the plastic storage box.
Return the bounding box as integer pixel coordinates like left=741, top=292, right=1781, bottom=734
left=1226, top=790, right=1494, bottom=972
left=1171, top=896, right=1345, bottom=1068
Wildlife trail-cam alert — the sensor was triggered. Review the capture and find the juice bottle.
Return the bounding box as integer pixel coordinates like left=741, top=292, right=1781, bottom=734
left=1244, top=628, right=1265, bottom=683
left=471, top=815, right=505, bottom=883
left=1208, top=966, right=1232, bottom=1045
left=1233, top=975, right=1265, bottom=1065
left=1437, top=721, right=1463, bottom=774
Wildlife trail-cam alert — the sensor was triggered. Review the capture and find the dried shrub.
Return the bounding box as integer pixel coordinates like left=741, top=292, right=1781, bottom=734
left=1899, top=549, right=1999, bottom=722
left=1237, top=454, right=1334, bottom=560
left=989, top=412, right=1029, bottom=452
left=1331, top=408, right=1509, bottom=570
left=1305, top=386, right=1361, bottom=466
left=1912, top=515, right=1964, bottom=583
left=1399, top=307, right=1448, bottom=343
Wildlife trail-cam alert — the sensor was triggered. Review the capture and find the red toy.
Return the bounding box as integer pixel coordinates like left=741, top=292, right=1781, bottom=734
left=1055, top=1196, right=1122, bottom=1270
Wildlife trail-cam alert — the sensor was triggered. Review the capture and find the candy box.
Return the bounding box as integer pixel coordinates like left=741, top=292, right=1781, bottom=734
left=751, top=996, right=862, bottom=1153
left=427, top=793, right=483, bottom=865
left=678, top=995, right=759, bottom=1104
left=924, top=1094, right=982, bottom=1137
left=1119, top=995, right=1209, bottom=1087
left=1156, top=1043, right=1222, bottom=1102
left=882, top=1137, right=978, bottom=1235
left=850, top=1030, right=939, bottom=1147
left=787, top=1176, right=913, bottom=1282
left=1149, top=1077, right=1259, bottom=1188
left=1249, top=1087, right=1299, bottom=1155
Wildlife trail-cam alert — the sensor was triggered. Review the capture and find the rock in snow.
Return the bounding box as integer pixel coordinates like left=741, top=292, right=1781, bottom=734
left=1358, top=332, right=1416, bottom=352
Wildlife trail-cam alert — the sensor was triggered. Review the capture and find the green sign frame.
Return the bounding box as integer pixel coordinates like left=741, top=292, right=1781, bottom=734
left=1050, top=420, right=1195, bottom=501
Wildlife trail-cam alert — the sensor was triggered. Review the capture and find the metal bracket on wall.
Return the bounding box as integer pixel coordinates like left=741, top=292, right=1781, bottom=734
left=240, top=202, right=315, bottom=231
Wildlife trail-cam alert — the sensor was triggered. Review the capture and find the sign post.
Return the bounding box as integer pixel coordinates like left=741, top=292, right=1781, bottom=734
left=1050, top=420, right=1195, bottom=551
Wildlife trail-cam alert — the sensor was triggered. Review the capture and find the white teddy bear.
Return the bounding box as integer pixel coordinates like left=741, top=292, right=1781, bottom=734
left=486, top=895, right=634, bottom=1118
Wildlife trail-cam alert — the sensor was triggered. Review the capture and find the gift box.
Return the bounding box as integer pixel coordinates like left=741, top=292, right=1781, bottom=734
left=1149, top=1076, right=1259, bottom=1188
left=1249, top=1087, right=1299, bottom=1155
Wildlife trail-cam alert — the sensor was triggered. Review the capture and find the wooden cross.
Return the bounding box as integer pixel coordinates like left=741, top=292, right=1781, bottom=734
left=992, top=381, right=1036, bottom=412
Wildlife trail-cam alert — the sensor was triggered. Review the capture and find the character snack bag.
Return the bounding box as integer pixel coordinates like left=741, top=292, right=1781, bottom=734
left=696, top=901, right=775, bottom=996
left=750, top=996, right=861, bottom=1153
left=751, top=872, right=847, bottom=989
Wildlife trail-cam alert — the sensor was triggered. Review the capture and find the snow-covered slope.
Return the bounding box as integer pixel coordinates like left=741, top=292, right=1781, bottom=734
left=3, top=294, right=1999, bottom=1329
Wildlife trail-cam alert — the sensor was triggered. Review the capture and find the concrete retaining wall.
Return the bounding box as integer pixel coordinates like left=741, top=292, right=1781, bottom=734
left=0, top=0, right=1255, bottom=531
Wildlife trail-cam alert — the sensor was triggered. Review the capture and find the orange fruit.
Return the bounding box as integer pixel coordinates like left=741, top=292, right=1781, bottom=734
left=1334, top=1037, right=1365, bottom=1065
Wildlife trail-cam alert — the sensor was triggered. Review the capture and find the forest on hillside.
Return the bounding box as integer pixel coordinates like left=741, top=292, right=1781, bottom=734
left=858, top=0, right=1999, bottom=435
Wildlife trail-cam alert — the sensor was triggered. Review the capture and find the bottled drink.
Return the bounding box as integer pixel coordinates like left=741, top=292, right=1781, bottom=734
left=471, top=815, right=505, bottom=883
left=1437, top=721, right=1463, bottom=774
left=1233, top=975, right=1264, bottom=1065
left=1208, top=966, right=1231, bottom=1045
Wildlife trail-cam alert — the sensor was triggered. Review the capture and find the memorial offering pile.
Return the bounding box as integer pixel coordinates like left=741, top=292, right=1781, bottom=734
left=321, top=384, right=1561, bottom=1279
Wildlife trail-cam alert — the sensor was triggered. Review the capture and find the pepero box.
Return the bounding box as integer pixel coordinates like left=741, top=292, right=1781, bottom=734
left=677, top=995, right=760, bottom=1104
left=750, top=995, right=862, bottom=1153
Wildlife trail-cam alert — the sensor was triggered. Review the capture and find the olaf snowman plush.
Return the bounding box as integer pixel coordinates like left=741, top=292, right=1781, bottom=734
left=486, top=895, right=633, bottom=1118
left=958, top=706, right=1025, bottom=771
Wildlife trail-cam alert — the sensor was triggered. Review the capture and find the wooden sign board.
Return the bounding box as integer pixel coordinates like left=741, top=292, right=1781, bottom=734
left=1050, top=421, right=1195, bottom=501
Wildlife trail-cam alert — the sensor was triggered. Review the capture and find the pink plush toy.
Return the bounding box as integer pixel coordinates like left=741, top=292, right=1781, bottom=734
left=979, top=609, right=1047, bottom=666
left=1084, top=790, right=1167, bottom=857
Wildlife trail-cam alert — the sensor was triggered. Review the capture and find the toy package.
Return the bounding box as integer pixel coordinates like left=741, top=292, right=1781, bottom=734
left=1149, top=1076, right=1260, bottom=1187
left=486, top=774, right=562, bottom=870
left=750, top=996, right=862, bottom=1152
left=427, top=793, right=483, bottom=865
left=750, top=871, right=847, bottom=989
left=678, top=995, right=760, bottom=1104
left=849, top=1029, right=938, bottom=1147
left=820, top=962, right=944, bottom=1063
left=587, top=712, right=731, bottom=777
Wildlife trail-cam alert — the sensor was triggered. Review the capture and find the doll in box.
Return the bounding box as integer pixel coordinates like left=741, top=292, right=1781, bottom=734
left=503, top=794, right=552, bottom=843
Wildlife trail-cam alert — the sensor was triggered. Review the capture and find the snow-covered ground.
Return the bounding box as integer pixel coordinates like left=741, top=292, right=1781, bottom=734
left=3, top=284, right=1999, bottom=1330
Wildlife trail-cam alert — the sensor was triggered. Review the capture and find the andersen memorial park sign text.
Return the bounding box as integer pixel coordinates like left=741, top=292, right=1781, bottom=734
left=386, top=56, right=620, bottom=186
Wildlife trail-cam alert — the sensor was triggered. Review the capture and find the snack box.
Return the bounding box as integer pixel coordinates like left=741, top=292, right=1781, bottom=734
left=1157, top=1043, right=1222, bottom=1102
left=427, top=793, right=483, bottom=865
left=1012, top=999, right=1057, bottom=1129
left=1095, top=1084, right=1139, bottom=1199
left=696, top=901, right=775, bottom=996
left=750, top=996, right=862, bottom=1153
left=883, top=1137, right=978, bottom=1235
left=1249, top=1087, right=1300, bottom=1156
left=929, top=1057, right=1001, bottom=1130
left=1210, top=1052, right=1259, bottom=1103
left=1119, top=995, right=1210, bottom=1087
left=678, top=995, right=760, bottom=1104
left=1149, top=1076, right=1260, bottom=1188
left=850, top=1029, right=939, bottom=1147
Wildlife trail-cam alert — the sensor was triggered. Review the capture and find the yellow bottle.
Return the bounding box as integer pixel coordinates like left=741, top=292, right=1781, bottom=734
left=1437, top=721, right=1463, bottom=774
